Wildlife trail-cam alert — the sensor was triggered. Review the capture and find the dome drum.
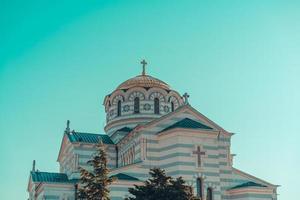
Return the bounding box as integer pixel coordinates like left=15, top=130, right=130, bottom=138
left=106, top=99, right=177, bottom=122
left=103, top=72, right=184, bottom=136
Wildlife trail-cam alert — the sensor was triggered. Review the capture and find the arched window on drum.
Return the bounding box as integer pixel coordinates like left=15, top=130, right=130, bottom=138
left=117, top=100, right=122, bottom=117
left=171, top=102, right=175, bottom=112
left=134, top=97, right=140, bottom=113
left=154, top=98, right=160, bottom=114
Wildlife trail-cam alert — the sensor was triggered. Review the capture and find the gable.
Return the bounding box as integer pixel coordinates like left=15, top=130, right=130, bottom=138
left=117, top=105, right=231, bottom=146
left=57, top=132, right=114, bottom=162
left=136, top=105, right=232, bottom=136
left=110, top=127, right=133, bottom=142
left=229, top=181, right=267, bottom=190
left=159, top=118, right=213, bottom=133
left=57, top=133, right=71, bottom=162
left=27, top=171, right=73, bottom=192
left=111, top=173, right=140, bottom=181
left=232, top=168, right=277, bottom=188
left=27, top=173, right=34, bottom=192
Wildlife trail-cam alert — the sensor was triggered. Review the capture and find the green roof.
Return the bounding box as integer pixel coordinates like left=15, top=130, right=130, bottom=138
left=159, top=118, right=213, bottom=133
left=67, top=132, right=114, bottom=144
left=111, top=173, right=140, bottom=181
left=230, top=181, right=267, bottom=190
left=31, top=171, right=70, bottom=183
left=116, top=127, right=133, bottom=132
left=31, top=172, right=140, bottom=184
left=110, top=127, right=133, bottom=138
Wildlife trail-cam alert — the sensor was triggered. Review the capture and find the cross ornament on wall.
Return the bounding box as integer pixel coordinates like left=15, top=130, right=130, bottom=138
left=193, top=146, right=206, bottom=167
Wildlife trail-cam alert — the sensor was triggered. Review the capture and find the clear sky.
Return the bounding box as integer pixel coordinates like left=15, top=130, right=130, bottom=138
left=0, top=0, right=299, bottom=199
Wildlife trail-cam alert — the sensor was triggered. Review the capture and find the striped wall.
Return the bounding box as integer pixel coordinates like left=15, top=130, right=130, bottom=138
left=106, top=112, right=235, bottom=200
left=29, top=183, right=75, bottom=200
left=30, top=108, right=277, bottom=200
left=223, top=193, right=274, bottom=200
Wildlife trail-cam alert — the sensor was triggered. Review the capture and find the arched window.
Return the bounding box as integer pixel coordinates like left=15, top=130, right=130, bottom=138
left=196, top=178, right=203, bottom=199
left=171, top=102, right=175, bottom=112
left=117, top=100, right=122, bottom=117
left=207, top=187, right=213, bottom=200
left=134, top=97, right=140, bottom=113
left=154, top=98, right=160, bottom=114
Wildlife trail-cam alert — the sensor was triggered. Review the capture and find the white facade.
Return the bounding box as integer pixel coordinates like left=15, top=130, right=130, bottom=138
left=27, top=69, right=278, bottom=200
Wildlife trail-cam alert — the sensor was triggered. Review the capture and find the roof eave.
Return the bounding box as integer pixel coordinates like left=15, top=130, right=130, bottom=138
left=157, top=127, right=219, bottom=138
left=232, top=168, right=278, bottom=188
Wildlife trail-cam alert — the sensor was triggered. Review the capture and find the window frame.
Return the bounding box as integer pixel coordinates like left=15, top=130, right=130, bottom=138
left=134, top=97, right=140, bottom=113
left=117, top=100, right=122, bottom=117
left=171, top=102, right=175, bottom=112
left=154, top=98, right=160, bottom=114
left=196, top=177, right=203, bottom=198
left=207, top=187, right=213, bottom=200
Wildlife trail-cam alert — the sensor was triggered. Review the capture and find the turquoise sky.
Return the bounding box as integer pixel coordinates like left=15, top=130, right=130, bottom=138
left=0, top=1, right=299, bottom=199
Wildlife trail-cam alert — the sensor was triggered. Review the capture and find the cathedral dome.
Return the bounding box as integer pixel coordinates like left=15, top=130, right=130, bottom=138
left=103, top=60, right=184, bottom=141
left=117, top=75, right=170, bottom=91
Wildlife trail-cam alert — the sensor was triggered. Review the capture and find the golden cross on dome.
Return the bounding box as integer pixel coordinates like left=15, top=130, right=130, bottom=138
left=140, top=59, right=147, bottom=75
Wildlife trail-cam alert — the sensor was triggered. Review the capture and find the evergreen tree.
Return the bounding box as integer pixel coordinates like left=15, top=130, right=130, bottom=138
left=169, top=177, right=195, bottom=200
left=125, top=168, right=196, bottom=200
left=78, top=140, right=115, bottom=200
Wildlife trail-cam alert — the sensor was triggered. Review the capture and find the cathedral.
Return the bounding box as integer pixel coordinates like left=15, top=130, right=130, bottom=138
left=27, top=61, right=278, bottom=200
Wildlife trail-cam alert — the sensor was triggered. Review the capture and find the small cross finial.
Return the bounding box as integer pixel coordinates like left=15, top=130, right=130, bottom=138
left=32, top=160, right=36, bottom=172
left=140, top=59, right=147, bottom=75
left=65, top=120, right=70, bottom=133
left=183, top=92, right=190, bottom=105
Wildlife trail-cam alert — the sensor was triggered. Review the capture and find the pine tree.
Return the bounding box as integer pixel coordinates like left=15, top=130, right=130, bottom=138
left=78, top=140, right=115, bottom=200
left=125, top=168, right=196, bottom=200
left=169, top=177, right=195, bottom=200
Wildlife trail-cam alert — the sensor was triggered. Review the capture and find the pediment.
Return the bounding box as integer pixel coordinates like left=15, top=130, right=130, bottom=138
left=136, top=105, right=232, bottom=136
left=57, top=133, right=71, bottom=163
left=27, top=173, right=33, bottom=192
left=232, top=168, right=278, bottom=188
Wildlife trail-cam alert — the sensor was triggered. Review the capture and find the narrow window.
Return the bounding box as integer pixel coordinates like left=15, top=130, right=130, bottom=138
left=132, top=146, right=135, bottom=162
left=130, top=150, right=133, bottom=164
left=128, top=152, right=131, bottom=164
left=121, top=155, right=124, bottom=166
left=134, top=97, right=140, bottom=113
left=171, top=102, right=175, bottom=112
left=125, top=154, right=128, bottom=165
left=115, top=146, right=119, bottom=168
left=196, top=178, right=203, bottom=198
left=128, top=148, right=132, bottom=164
left=117, top=100, right=122, bottom=117
left=207, top=187, right=213, bottom=200
left=154, top=98, right=160, bottom=114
